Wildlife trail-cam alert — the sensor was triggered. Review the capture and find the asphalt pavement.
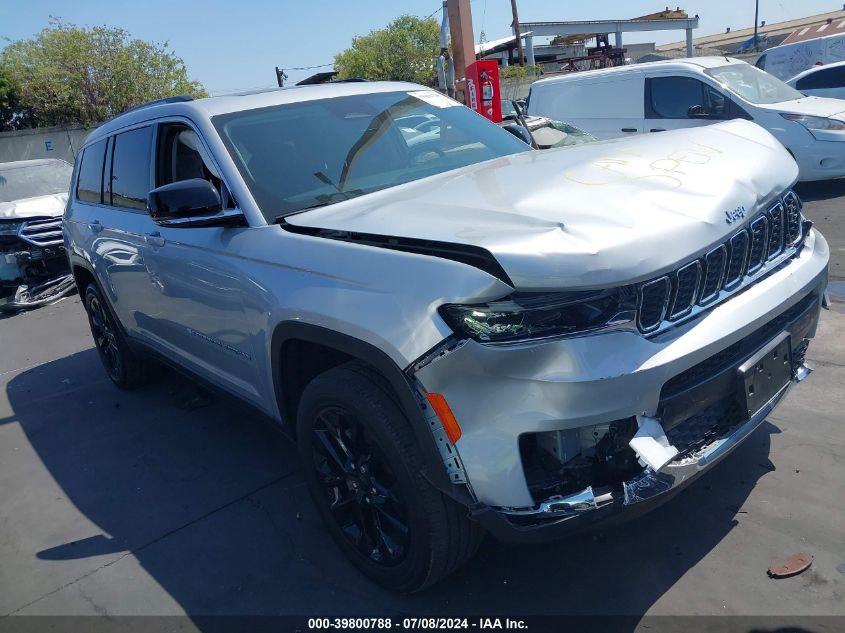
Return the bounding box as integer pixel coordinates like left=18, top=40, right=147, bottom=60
left=0, top=183, right=844, bottom=622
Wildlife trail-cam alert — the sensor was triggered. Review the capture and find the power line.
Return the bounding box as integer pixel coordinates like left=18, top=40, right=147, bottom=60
left=284, top=62, right=334, bottom=71
left=422, top=6, right=442, bottom=20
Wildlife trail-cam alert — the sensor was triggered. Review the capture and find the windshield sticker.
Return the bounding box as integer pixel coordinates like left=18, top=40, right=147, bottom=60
left=409, top=90, right=460, bottom=108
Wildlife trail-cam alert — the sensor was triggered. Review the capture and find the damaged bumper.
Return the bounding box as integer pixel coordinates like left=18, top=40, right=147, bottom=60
left=477, top=367, right=806, bottom=543
left=0, top=217, right=73, bottom=311
left=414, top=229, right=829, bottom=543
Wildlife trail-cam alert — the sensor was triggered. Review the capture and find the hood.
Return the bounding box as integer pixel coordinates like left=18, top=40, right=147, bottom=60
left=0, top=193, right=68, bottom=221
left=286, top=119, right=798, bottom=290
left=755, top=95, right=845, bottom=119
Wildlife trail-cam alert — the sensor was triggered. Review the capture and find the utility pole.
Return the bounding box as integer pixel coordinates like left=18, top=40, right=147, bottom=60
left=275, top=66, right=288, bottom=87
left=447, top=0, right=476, bottom=105
left=510, top=0, right=525, bottom=67
left=753, top=0, right=760, bottom=52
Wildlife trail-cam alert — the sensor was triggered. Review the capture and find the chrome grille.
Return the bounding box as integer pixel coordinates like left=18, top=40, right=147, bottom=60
left=699, top=245, right=727, bottom=305
left=669, top=261, right=700, bottom=319
left=747, top=215, right=768, bottom=274
left=724, top=231, right=748, bottom=290
left=767, top=202, right=784, bottom=259
left=638, top=190, right=806, bottom=335
left=19, top=218, right=64, bottom=247
left=783, top=191, right=802, bottom=245
left=638, top=277, right=670, bottom=332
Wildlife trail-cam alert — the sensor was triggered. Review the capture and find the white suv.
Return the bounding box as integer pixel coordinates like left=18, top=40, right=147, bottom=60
left=64, top=82, right=829, bottom=591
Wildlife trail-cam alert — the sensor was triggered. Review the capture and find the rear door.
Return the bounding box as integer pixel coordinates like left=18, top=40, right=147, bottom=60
left=100, top=125, right=162, bottom=338
left=67, top=127, right=158, bottom=337
left=644, top=74, right=731, bottom=133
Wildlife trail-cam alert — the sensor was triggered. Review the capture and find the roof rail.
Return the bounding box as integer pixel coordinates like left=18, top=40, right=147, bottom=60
left=120, top=94, right=194, bottom=116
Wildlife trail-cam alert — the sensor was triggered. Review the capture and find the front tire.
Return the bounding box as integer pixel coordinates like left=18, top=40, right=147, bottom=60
left=84, top=284, right=148, bottom=390
left=297, top=362, right=482, bottom=592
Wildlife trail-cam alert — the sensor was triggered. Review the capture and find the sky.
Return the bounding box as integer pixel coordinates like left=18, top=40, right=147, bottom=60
left=2, top=0, right=841, bottom=94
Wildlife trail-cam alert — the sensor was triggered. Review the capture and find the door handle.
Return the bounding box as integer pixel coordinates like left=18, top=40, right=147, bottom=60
left=89, top=220, right=103, bottom=234
left=621, top=128, right=638, bottom=133
left=144, top=231, right=166, bottom=247
left=650, top=128, right=667, bottom=132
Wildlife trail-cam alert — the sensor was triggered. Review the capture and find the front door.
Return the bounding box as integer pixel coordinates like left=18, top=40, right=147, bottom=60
left=136, top=121, right=261, bottom=402
left=644, top=75, right=730, bottom=133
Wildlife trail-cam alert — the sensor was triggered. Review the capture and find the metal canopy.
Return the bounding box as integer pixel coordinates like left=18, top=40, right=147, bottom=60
left=521, top=16, right=700, bottom=58
left=520, top=17, right=699, bottom=37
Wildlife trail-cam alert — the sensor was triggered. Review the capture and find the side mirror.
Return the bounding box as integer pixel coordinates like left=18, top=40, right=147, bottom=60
left=512, top=100, right=526, bottom=117
left=688, top=105, right=710, bottom=118
left=501, top=123, right=535, bottom=147
left=148, top=179, right=241, bottom=228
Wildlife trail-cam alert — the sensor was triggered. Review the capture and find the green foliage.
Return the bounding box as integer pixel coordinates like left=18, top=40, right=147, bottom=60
left=334, top=15, right=440, bottom=86
left=0, top=19, right=206, bottom=129
left=499, top=64, right=543, bottom=79
left=0, top=66, right=35, bottom=131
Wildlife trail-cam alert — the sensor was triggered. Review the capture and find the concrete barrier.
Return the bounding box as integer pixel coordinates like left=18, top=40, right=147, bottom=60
left=0, top=126, right=98, bottom=165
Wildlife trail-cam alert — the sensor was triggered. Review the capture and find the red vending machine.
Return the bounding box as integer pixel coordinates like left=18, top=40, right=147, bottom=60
left=465, top=60, right=502, bottom=123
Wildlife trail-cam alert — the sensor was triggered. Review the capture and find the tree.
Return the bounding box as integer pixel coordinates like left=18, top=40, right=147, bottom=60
left=334, top=15, right=440, bottom=86
left=0, top=66, right=34, bottom=131
left=0, top=19, right=206, bottom=129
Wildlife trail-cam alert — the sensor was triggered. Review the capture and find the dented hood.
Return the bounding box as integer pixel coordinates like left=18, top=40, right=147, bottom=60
left=286, top=120, right=798, bottom=290
left=0, top=193, right=67, bottom=220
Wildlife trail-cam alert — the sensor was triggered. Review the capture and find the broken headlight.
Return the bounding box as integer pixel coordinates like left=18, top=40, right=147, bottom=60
left=439, top=288, right=636, bottom=342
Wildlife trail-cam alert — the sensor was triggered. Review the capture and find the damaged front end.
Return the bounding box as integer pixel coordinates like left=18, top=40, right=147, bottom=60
left=480, top=291, right=821, bottom=539
left=0, top=217, right=73, bottom=312
left=503, top=360, right=811, bottom=529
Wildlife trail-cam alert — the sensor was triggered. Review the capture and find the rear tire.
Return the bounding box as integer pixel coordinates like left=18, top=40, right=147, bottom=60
left=83, top=284, right=149, bottom=390
left=297, top=361, right=483, bottom=592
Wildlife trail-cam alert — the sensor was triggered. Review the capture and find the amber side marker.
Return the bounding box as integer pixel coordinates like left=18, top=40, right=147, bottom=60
left=425, top=393, right=462, bottom=444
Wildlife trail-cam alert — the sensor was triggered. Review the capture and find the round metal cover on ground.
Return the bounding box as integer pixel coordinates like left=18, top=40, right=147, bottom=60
left=767, top=552, right=814, bottom=578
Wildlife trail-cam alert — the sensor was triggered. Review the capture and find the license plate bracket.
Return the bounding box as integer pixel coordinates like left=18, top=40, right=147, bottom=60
left=737, top=331, right=793, bottom=419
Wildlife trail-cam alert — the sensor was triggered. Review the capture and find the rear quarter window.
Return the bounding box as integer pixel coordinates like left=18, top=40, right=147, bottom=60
left=76, top=139, right=108, bottom=204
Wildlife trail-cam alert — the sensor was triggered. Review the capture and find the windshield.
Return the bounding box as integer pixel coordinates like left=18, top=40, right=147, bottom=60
left=705, top=63, right=804, bottom=104
left=0, top=161, right=72, bottom=203
left=213, top=90, right=530, bottom=220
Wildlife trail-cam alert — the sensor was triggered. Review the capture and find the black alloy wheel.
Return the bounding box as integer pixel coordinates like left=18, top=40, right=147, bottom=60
left=310, top=404, right=410, bottom=565
left=84, top=284, right=148, bottom=390
left=297, top=361, right=484, bottom=592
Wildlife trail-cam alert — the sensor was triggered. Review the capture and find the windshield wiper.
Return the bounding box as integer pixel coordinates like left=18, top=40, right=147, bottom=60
left=274, top=201, right=335, bottom=223
left=274, top=188, right=368, bottom=223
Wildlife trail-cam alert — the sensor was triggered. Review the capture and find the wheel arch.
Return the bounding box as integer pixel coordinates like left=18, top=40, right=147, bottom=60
left=71, top=261, right=97, bottom=295
left=270, top=321, right=453, bottom=491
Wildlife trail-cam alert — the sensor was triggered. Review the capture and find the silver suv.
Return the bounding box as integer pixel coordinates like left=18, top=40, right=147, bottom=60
left=65, top=82, right=829, bottom=591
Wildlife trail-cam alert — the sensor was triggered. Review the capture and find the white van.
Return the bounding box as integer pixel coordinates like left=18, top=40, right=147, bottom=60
left=756, top=32, right=845, bottom=81
left=527, top=56, right=845, bottom=181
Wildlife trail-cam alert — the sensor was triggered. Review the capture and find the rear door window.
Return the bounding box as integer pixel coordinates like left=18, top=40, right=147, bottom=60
left=109, top=126, right=153, bottom=210
left=76, top=139, right=108, bottom=204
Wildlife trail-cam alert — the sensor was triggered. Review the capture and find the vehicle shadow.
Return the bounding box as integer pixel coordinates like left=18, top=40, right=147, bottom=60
left=5, top=349, right=775, bottom=617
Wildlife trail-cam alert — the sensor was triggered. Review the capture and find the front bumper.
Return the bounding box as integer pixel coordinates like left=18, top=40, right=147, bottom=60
left=414, top=229, right=829, bottom=541
left=473, top=363, right=808, bottom=544
left=790, top=138, right=845, bottom=182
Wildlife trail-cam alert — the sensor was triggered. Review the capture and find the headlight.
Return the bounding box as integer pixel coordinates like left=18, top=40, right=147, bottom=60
left=780, top=113, right=845, bottom=131
left=439, top=289, right=637, bottom=343
left=0, top=221, right=23, bottom=236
